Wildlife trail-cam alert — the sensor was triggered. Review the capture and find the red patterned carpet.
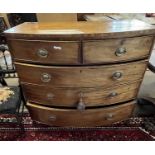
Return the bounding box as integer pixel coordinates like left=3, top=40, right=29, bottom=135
left=0, top=114, right=155, bottom=141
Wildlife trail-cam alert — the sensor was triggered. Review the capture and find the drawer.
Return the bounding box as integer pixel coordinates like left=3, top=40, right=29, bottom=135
left=27, top=100, right=135, bottom=127
left=8, top=39, right=80, bottom=64
left=22, top=81, right=141, bottom=108
left=83, top=36, right=153, bottom=64
left=15, top=60, right=147, bottom=88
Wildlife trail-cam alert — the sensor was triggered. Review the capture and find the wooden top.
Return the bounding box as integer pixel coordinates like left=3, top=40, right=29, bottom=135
left=4, top=19, right=155, bottom=40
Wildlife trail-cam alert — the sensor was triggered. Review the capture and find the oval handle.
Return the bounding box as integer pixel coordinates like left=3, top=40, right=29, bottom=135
left=109, top=92, right=118, bottom=98
left=115, top=47, right=126, bottom=56
left=41, top=73, right=51, bottom=82
left=105, top=113, right=113, bottom=120
left=53, top=46, right=62, bottom=50
left=112, top=72, right=123, bottom=80
left=47, top=93, right=54, bottom=100
left=77, top=92, right=85, bottom=111
left=37, top=49, right=48, bottom=58
left=48, top=115, right=56, bottom=121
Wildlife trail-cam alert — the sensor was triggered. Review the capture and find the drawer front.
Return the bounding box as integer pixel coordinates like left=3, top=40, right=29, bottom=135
left=83, top=36, right=153, bottom=64
left=16, top=60, right=147, bottom=88
left=8, top=39, right=80, bottom=64
left=22, top=81, right=141, bottom=107
left=27, top=101, right=135, bottom=127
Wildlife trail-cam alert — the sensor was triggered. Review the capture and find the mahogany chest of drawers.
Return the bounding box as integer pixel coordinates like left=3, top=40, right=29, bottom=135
left=4, top=19, right=155, bottom=127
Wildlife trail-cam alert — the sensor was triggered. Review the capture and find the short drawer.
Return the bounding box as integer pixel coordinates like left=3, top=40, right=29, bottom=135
left=27, top=100, right=135, bottom=127
left=22, top=81, right=141, bottom=108
left=15, top=60, right=147, bottom=88
left=8, top=39, right=80, bottom=64
left=83, top=36, right=153, bottom=64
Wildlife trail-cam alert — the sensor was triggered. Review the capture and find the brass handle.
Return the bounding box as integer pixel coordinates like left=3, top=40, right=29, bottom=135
left=48, top=115, right=56, bottom=121
left=105, top=113, right=113, bottom=120
left=112, top=72, right=122, bottom=80
left=37, top=49, right=48, bottom=58
left=41, top=73, right=51, bottom=82
left=47, top=93, right=54, bottom=100
left=109, top=92, right=118, bottom=98
left=77, top=92, right=85, bottom=111
left=115, top=47, right=126, bottom=56
left=53, top=46, right=62, bottom=50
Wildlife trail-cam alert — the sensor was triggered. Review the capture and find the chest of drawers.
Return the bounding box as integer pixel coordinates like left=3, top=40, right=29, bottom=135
left=4, top=19, right=155, bottom=127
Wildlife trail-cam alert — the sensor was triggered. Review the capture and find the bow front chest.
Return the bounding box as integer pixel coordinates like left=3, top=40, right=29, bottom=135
left=4, top=20, right=155, bottom=126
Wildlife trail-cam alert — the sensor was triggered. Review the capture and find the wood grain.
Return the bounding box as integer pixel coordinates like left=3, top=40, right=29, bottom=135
left=5, top=20, right=154, bottom=127
left=83, top=36, right=153, bottom=64
left=15, top=60, right=147, bottom=88
left=8, top=39, right=80, bottom=65
left=22, top=81, right=141, bottom=107
left=8, top=36, right=153, bottom=65
left=4, top=20, right=155, bottom=40
left=27, top=100, right=135, bottom=127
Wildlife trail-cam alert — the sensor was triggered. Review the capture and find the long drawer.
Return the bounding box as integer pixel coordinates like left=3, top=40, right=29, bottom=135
left=8, top=39, right=80, bottom=65
left=15, top=60, right=147, bottom=88
left=27, top=100, right=135, bottom=127
left=83, top=36, right=153, bottom=64
left=22, top=81, right=141, bottom=107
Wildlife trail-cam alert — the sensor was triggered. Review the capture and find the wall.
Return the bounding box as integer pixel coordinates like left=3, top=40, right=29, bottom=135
left=37, top=13, right=77, bottom=22
left=0, top=13, right=77, bottom=28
